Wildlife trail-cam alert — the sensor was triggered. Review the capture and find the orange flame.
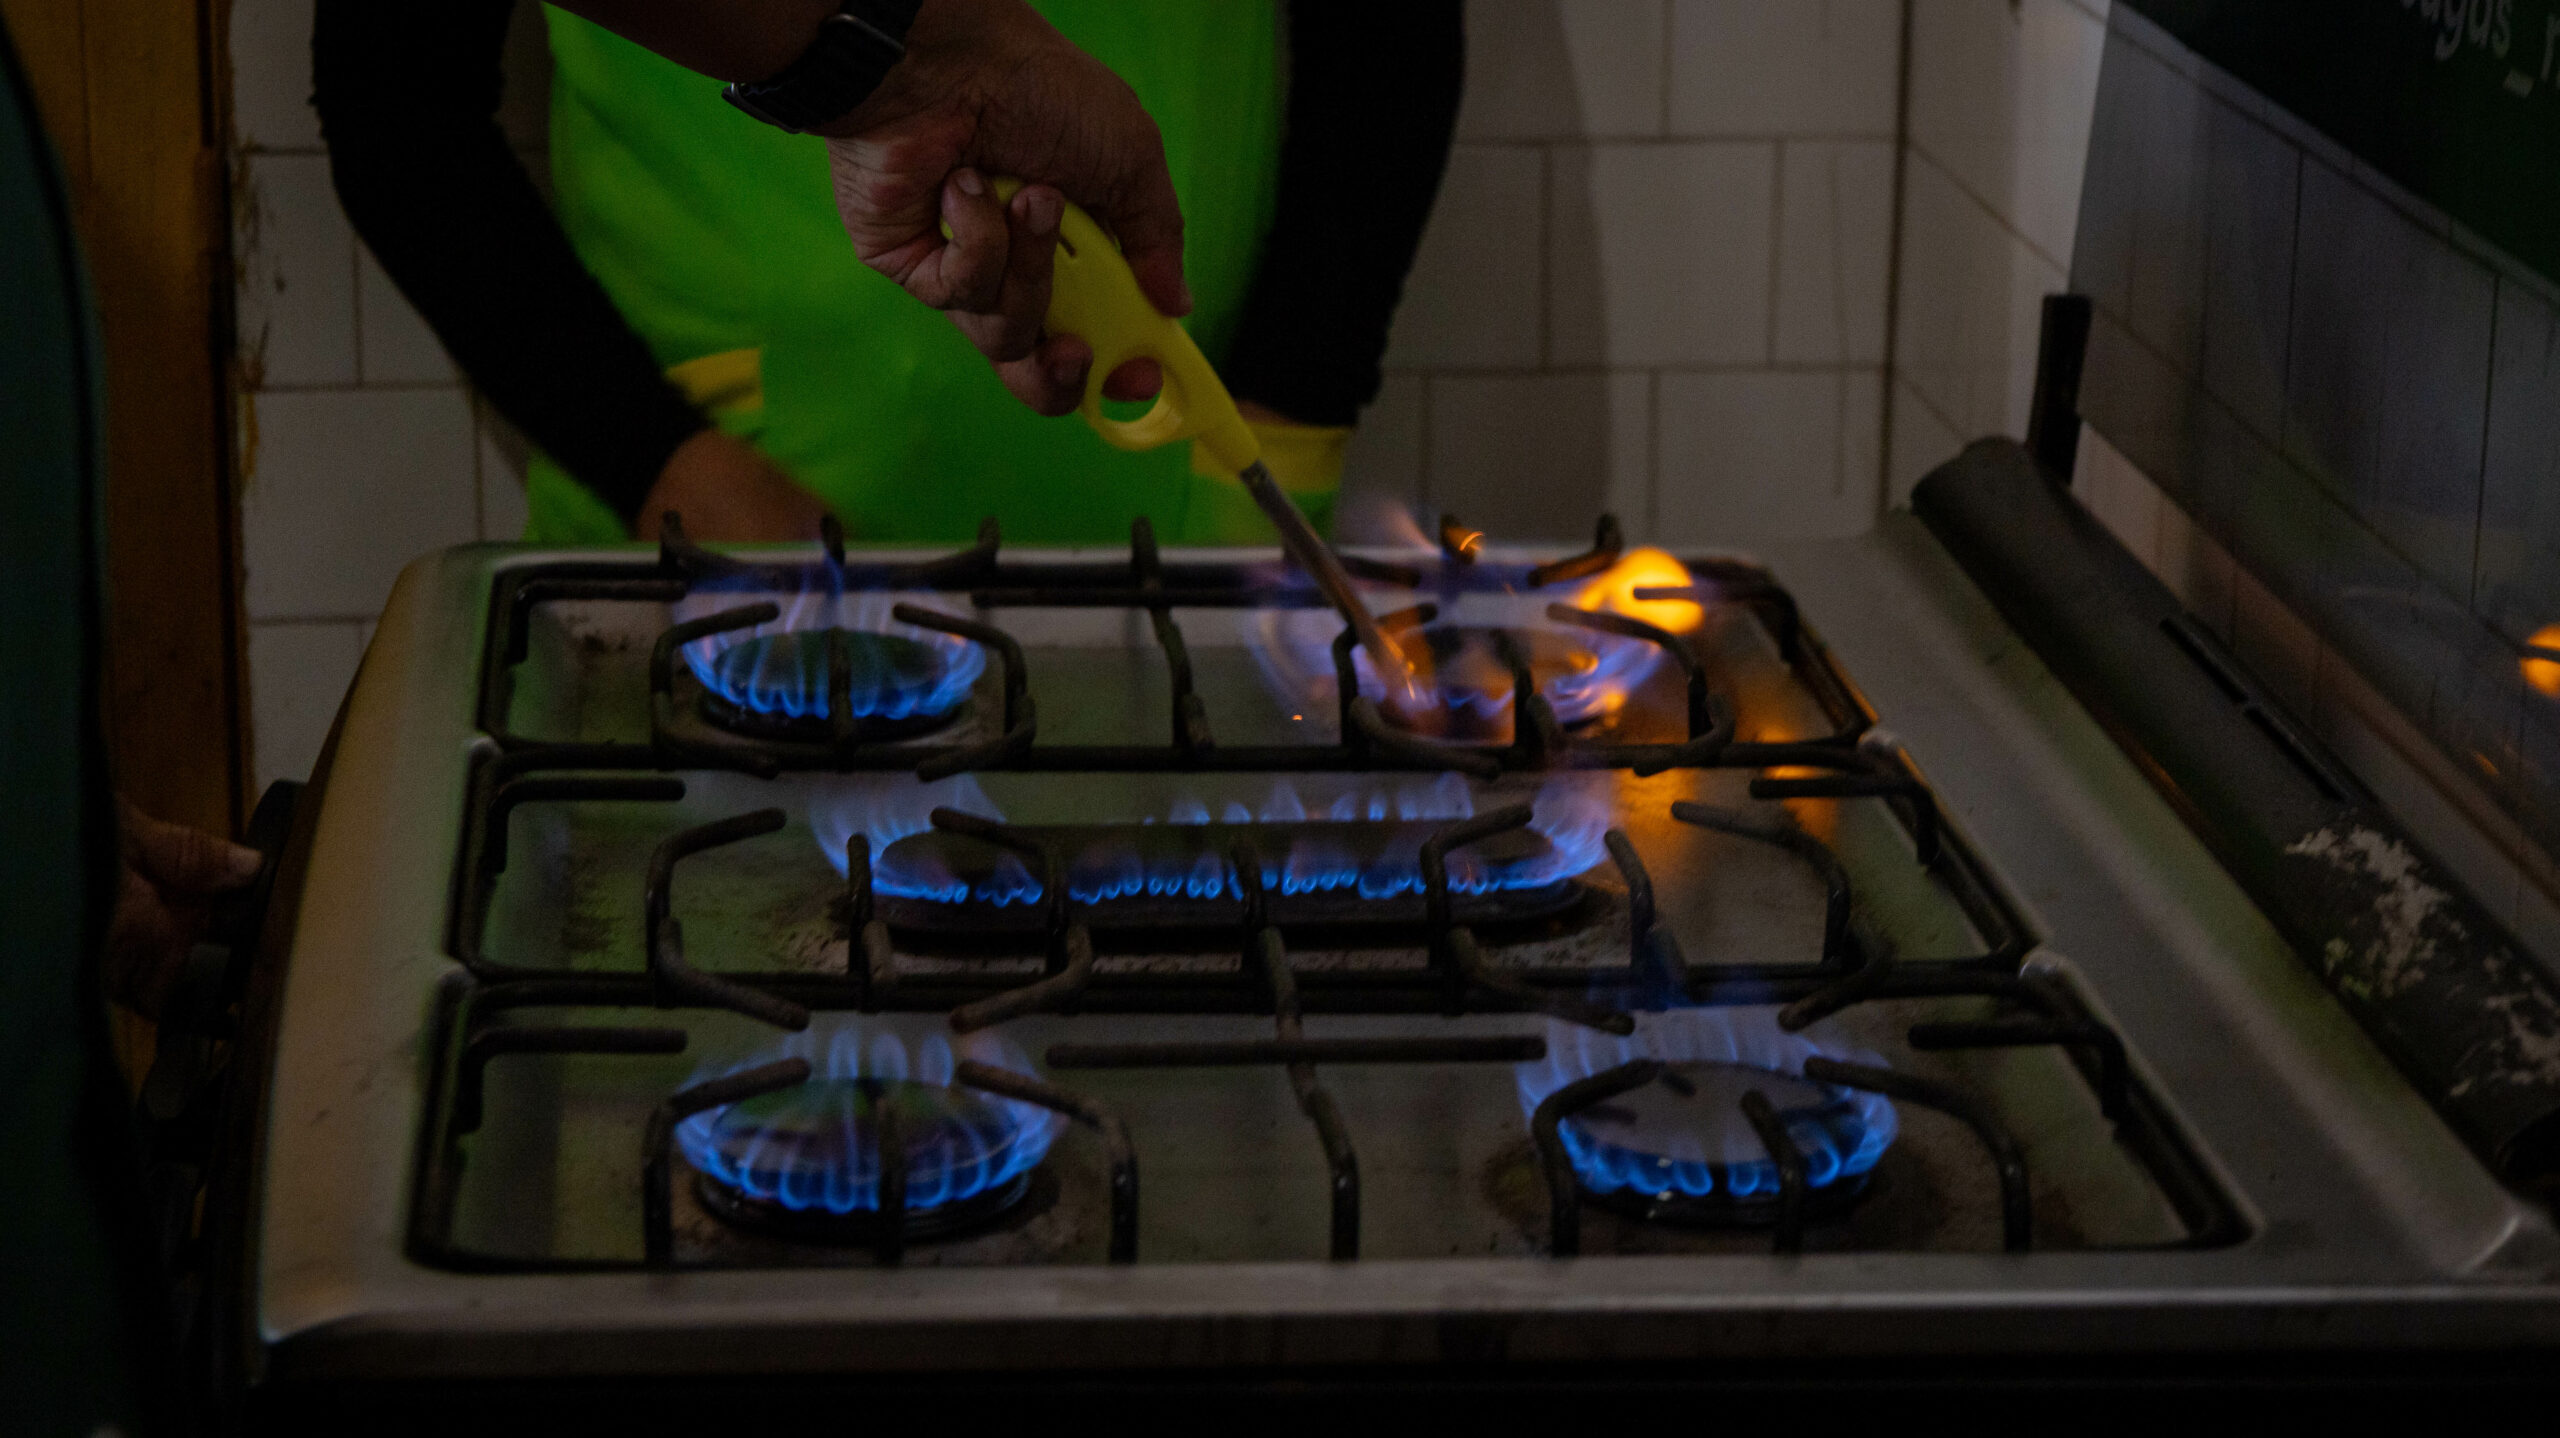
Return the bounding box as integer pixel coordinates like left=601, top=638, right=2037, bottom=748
left=1573, top=547, right=1705, bottom=633
left=2526, top=623, right=2560, bottom=700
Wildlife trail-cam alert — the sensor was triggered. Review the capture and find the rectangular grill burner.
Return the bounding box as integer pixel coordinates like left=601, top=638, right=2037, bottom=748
left=873, top=818, right=1589, bottom=937
left=408, top=511, right=2242, bottom=1282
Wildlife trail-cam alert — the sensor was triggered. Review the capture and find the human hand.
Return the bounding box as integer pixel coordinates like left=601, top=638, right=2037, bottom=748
left=106, top=800, right=264, bottom=1019
left=816, top=0, right=1182, bottom=415
left=636, top=429, right=833, bottom=543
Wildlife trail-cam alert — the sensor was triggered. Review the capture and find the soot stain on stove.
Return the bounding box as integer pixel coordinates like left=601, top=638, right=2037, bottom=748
left=554, top=846, right=616, bottom=963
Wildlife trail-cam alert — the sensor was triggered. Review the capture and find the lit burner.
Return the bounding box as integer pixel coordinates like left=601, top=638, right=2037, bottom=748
left=812, top=774, right=1610, bottom=932
left=677, top=582, right=984, bottom=739
left=679, top=1019, right=1060, bottom=1242
left=1349, top=625, right=1650, bottom=735
left=1248, top=540, right=1709, bottom=738
left=1517, top=1009, right=1897, bottom=1223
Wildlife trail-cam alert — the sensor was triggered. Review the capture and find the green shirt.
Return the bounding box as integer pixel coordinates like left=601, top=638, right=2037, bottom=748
left=534, top=1, right=1282, bottom=545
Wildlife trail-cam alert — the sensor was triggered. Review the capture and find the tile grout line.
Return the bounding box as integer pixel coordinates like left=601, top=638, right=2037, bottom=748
left=1457, top=131, right=1900, bottom=153
left=1659, top=0, right=1675, bottom=138
left=1386, top=361, right=1884, bottom=381
left=1904, top=139, right=2073, bottom=277
left=348, top=229, right=366, bottom=388
left=1415, top=374, right=1436, bottom=514
left=1766, top=138, right=1787, bottom=366
left=1879, top=0, right=1917, bottom=506
left=2466, top=275, right=2501, bottom=617
left=1646, top=369, right=1663, bottom=539
left=471, top=391, right=489, bottom=542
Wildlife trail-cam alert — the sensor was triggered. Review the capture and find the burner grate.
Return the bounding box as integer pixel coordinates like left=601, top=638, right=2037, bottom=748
left=410, top=510, right=2243, bottom=1275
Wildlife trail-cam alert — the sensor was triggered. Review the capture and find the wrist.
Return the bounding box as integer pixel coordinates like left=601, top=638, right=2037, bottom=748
left=808, top=0, right=1015, bottom=138
left=725, top=0, right=934, bottom=135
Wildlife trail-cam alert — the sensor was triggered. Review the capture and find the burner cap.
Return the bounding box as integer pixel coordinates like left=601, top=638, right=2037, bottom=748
left=682, top=1075, right=1054, bottom=1243
left=693, top=628, right=971, bottom=741
left=1562, top=1061, right=1887, bottom=1225
left=1371, top=626, right=1643, bottom=736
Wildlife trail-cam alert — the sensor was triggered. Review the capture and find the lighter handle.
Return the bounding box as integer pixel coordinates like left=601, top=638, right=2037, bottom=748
left=987, top=178, right=1261, bottom=474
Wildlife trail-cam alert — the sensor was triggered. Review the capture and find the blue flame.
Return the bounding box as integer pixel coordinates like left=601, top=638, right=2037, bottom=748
left=811, top=774, right=1611, bottom=908
left=676, top=578, right=985, bottom=721
left=675, top=1018, right=1060, bottom=1215
left=1515, top=1010, right=1898, bottom=1200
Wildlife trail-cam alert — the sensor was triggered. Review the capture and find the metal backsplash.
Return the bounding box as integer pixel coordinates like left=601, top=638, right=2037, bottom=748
left=2068, top=3, right=2560, bottom=864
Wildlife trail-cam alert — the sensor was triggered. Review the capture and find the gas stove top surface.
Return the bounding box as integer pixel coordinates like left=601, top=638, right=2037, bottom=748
left=253, top=517, right=2560, bottom=1378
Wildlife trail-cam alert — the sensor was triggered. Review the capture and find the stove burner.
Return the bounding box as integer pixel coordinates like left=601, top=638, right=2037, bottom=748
left=1518, top=1010, right=1898, bottom=1225
left=1246, top=544, right=1708, bottom=739
left=818, top=774, right=1611, bottom=934
left=1394, top=626, right=1617, bottom=735
left=880, top=819, right=1586, bottom=933
left=676, top=1022, right=1059, bottom=1241
left=689, top=627, right=979, bottom=741
left=1568, top=1063, right=1882, bottom=1225
left=695, top=629, right=971, bottom=739
left=675, top=580, right=987, bottom=741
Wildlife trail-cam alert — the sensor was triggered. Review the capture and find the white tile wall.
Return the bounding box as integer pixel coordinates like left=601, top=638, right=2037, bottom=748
left=1548, top=142, right=1778, bottom=368
left=1887, top=0, right=2110, bottom=496
left=1655, top=371, right=1882, bottom=544
left=1457, top=0, right=1668, bottom=142
left=230, top=0, right=320, bottom=153
left=1908, top=0, right=2108, bottom=265
left=232, top=0, right=538, bottom=788
left=1886, top=377, right=1966, bottom=499
left=1775, top=141, right=1896, bottom=366
left=247, top=621, right=367, bottom=791
left=240, top=388, right=482, bottom=620
left=1429, top=373, right=1652, bottom=538
left=1668, top=0, right=1905, bottom=138
left=358, top=245, right=461, bottom=386
left=1383, top=145, right=1548, bottom=369
left=1397, top=2, right=1904, bottom=543
left=236, top=153, right=357, bottom=391
left=1890, top=151, right=2064, bottom=492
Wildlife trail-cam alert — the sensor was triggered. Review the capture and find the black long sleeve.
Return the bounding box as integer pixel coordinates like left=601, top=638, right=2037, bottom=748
left=1224, top=1, right=1465, bottom=428
left=312, top=0, right=704, bottom=528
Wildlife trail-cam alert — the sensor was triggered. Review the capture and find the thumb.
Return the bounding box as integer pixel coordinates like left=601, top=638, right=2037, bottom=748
left=121, top=800, right=263, bottom=895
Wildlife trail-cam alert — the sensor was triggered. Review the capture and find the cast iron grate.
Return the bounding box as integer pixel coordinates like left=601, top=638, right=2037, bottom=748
left=409, top=511, right=2240, bottom=1273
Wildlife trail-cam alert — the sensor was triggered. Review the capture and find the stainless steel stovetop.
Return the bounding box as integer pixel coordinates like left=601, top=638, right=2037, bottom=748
left=250, top=516, right=2560, bottom=1382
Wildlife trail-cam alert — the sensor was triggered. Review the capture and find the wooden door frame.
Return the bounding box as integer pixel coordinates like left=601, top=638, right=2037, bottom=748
left=2, top=0, right=247, bottom=836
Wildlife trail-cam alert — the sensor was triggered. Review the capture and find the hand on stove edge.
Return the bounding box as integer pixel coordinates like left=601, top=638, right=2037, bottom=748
left=105, top=800, right=263, bottom=1021
left=636, top=429, right=833, bottom=544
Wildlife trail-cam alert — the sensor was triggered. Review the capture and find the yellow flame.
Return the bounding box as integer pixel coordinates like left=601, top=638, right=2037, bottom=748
left=1574, top=547, right=1705, bottom=633
left=2527, top=623, right=2560, bottom=700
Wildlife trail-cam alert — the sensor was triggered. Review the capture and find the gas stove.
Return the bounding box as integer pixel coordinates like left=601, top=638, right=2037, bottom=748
left=238, top=505, right=2560, bottom=1396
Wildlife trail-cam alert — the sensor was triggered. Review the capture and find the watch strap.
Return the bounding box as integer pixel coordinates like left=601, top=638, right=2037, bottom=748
left=722, top=0, right=926, bottom=134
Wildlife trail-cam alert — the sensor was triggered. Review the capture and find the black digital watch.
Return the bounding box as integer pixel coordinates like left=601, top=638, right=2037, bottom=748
left=721, top=0, right=927, bottom=134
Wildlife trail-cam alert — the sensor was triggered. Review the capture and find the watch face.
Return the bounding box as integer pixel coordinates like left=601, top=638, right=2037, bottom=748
left=725, top=5, right=912, bottom=133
